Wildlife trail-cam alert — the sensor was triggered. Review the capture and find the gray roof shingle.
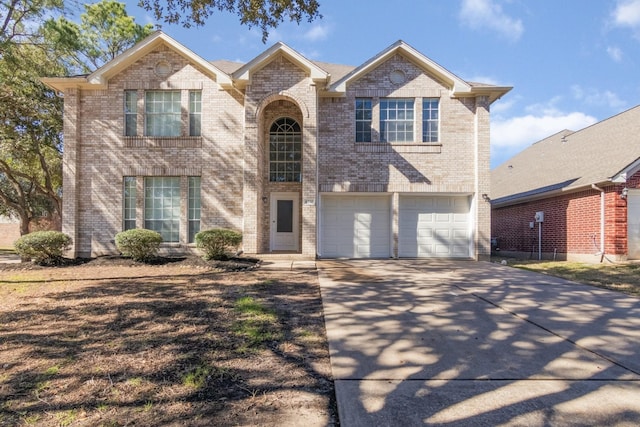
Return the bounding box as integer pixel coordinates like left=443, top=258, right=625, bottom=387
left=491, top=105, right=640, bottom=204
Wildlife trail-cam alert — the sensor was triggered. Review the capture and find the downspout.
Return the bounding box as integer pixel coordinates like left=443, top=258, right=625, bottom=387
left=591, top=184, right=605, bottom=262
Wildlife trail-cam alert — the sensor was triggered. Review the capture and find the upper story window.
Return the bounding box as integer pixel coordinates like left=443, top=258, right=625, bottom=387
left=189, top=91, right=202, bottom=137
left=269, top=117, right=302, bottom=182
left=123, top=90, right=203, bottom=137
left=124, top=91, right=137, bottom=137
left=145, top=91, right=181, bottom=137
left=355, top=98, right=372, bottom=142
left=422, top=98, right=439, bottom=142
left=380, top=98, right=414, bottom=142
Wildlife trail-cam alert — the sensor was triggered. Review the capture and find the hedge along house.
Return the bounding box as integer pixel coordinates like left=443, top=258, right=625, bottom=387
left=491, top=105, right=640, bottom=262
left=43, top=31, right=510, bottom=260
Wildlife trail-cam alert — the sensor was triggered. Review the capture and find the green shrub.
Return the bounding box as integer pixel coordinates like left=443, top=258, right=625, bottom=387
left=115, top=229, right=163, bottom=262
left=14, top=231, right=72, bottom=265
left=195, top=228, right=242, bottom=260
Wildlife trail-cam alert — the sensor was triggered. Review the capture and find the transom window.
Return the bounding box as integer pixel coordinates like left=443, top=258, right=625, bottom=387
left=269, top=118, right=302, bottom=182
left=422, top=98, right=439, bottom=142
left=380, top=98, right=414, bottom=142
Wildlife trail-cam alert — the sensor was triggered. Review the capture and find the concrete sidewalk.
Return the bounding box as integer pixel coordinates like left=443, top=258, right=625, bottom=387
left=0, top=253, right=20, bottom=264
left=318, top=259, right=640, bottom=426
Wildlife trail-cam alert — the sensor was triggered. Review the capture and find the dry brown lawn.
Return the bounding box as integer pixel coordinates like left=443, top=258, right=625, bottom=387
left=506, top=259, right=640, bottom=298
left=0, top=257, right=337, bottom=426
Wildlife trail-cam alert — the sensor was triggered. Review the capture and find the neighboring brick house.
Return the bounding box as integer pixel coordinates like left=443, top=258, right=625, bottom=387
left=43, top=31, right=510, bottom=260
left=491, top=105, right=640, bottom=262
left=0, top=215, right=20, bottom=248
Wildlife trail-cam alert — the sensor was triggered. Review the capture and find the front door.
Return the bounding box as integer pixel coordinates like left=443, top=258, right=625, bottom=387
left=270, top=192, right=299, bottom=251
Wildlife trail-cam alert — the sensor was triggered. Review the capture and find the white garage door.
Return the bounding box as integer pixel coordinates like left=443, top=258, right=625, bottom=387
left=321, top=195, right=391, bottom=258
left=628, top=189, right=640, bottom=259
left=399, top=195, right=471, bottom=258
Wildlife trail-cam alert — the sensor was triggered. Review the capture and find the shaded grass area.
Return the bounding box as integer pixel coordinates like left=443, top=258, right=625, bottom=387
left=0, top=265, right=336, bottom=426
left=507, top=259, right=640, bottom=297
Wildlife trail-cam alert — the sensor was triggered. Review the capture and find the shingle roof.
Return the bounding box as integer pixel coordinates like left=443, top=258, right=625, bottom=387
left=491, top=105, right=640, bottom=205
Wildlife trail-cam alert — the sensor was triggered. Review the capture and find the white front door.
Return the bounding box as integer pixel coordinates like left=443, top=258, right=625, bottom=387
left=270, top=192, right=299, bottom=251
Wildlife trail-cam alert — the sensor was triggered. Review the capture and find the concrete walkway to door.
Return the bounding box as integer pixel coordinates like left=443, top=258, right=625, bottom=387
left=317, top=260, right=640, bottom=426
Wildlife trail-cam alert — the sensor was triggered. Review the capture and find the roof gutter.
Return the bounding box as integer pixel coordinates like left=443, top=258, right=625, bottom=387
left=591, top=184, right=606, bottom=262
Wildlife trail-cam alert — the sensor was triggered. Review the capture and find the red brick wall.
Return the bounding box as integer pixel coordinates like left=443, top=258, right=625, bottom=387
left=492, top=186, right=622, bottom=256
left=492, top=171, right=640, bottom=259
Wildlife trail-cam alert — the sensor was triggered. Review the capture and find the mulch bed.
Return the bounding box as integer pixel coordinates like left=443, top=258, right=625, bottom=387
left=0, top=257, right=338, bottom=426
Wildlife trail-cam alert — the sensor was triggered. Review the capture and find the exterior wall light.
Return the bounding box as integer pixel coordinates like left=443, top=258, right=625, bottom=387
left=482, top=193, right=491, bottom=202
left=621, top=187, right=629, bottom=199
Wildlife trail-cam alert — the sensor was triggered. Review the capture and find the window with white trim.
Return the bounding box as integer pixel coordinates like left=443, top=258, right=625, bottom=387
left=144, top=177, right=180, bottom=242
left=355, top=98, right=372, bottom=142
left=123, top=176, right=136, bottom=230
left=422, top=98, right=439, bottom=142
left=124, top=91, right=137, bottom=136
left=269, top=118, right=302, bottom=182
left=188, top=176, right=201, bottom=243
left=189, top=91, right=202, bottom=137
left=380, top=98, right=414, bottom=142
left=145, top=91, right=181, bottom=137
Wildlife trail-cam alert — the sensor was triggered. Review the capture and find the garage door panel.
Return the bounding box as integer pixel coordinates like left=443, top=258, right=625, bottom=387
left=399, top=195, right=470, bottom=258
left=453, top=213, right=468, bottom=222
left=321, top=195, right=390, bottom=258
left=435, top=213, right=451, bottom=222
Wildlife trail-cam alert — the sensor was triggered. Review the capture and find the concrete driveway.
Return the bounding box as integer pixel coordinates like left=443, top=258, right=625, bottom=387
left=317, top=260, right=640, bottom=426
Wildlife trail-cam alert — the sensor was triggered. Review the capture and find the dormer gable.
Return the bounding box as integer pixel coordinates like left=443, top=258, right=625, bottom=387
left=43, top=31, right=233, bottom=91
left=232, top=42, right=329, bottom=89
left=329, top=40, right=510, bottom=103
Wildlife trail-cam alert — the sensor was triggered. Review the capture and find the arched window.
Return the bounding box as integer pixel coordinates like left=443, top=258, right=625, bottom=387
left=269, top=118, right=302, bottom=182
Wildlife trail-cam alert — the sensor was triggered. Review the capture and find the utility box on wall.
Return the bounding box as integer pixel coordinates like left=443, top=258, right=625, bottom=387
left=535, top=211, right=544, bottom=223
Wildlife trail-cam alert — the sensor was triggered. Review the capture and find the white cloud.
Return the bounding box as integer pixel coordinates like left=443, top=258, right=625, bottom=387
left=491, top=110, right=597, bottom=150
left=607, top=45, right=623, bottom=61
left=459, top=0, right=524, bottom=42
left=612, top=0, right=640, bottom=27
left=304, top=23, right=330, bottom=41
left=571, top=85, right=626, bottom=109
left=490, top=98, right=516, bottom=115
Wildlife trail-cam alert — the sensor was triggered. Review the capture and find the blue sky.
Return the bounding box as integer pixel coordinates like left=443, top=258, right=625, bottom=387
left=120, top=0, right=640, bottom=168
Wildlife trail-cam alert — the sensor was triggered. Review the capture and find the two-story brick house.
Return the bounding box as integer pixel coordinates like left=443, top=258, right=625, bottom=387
left=43, top=32, right=510, bottom=260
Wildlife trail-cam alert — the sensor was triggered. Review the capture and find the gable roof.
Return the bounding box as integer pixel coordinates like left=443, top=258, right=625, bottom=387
left=491, top=105, right=640, bottom=207
left=232, top=41, right=329, bottom=88
left=43, top=32, right=508, bottom=102
left=329, top=40, right=511, bottom=102
left=43, top=31, right=233, bottom=91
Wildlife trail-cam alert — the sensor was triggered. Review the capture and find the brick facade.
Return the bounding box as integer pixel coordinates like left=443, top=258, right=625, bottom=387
left=492, top=172, right=640, bottom=261
left=48, top=33, right=504, bottom=260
